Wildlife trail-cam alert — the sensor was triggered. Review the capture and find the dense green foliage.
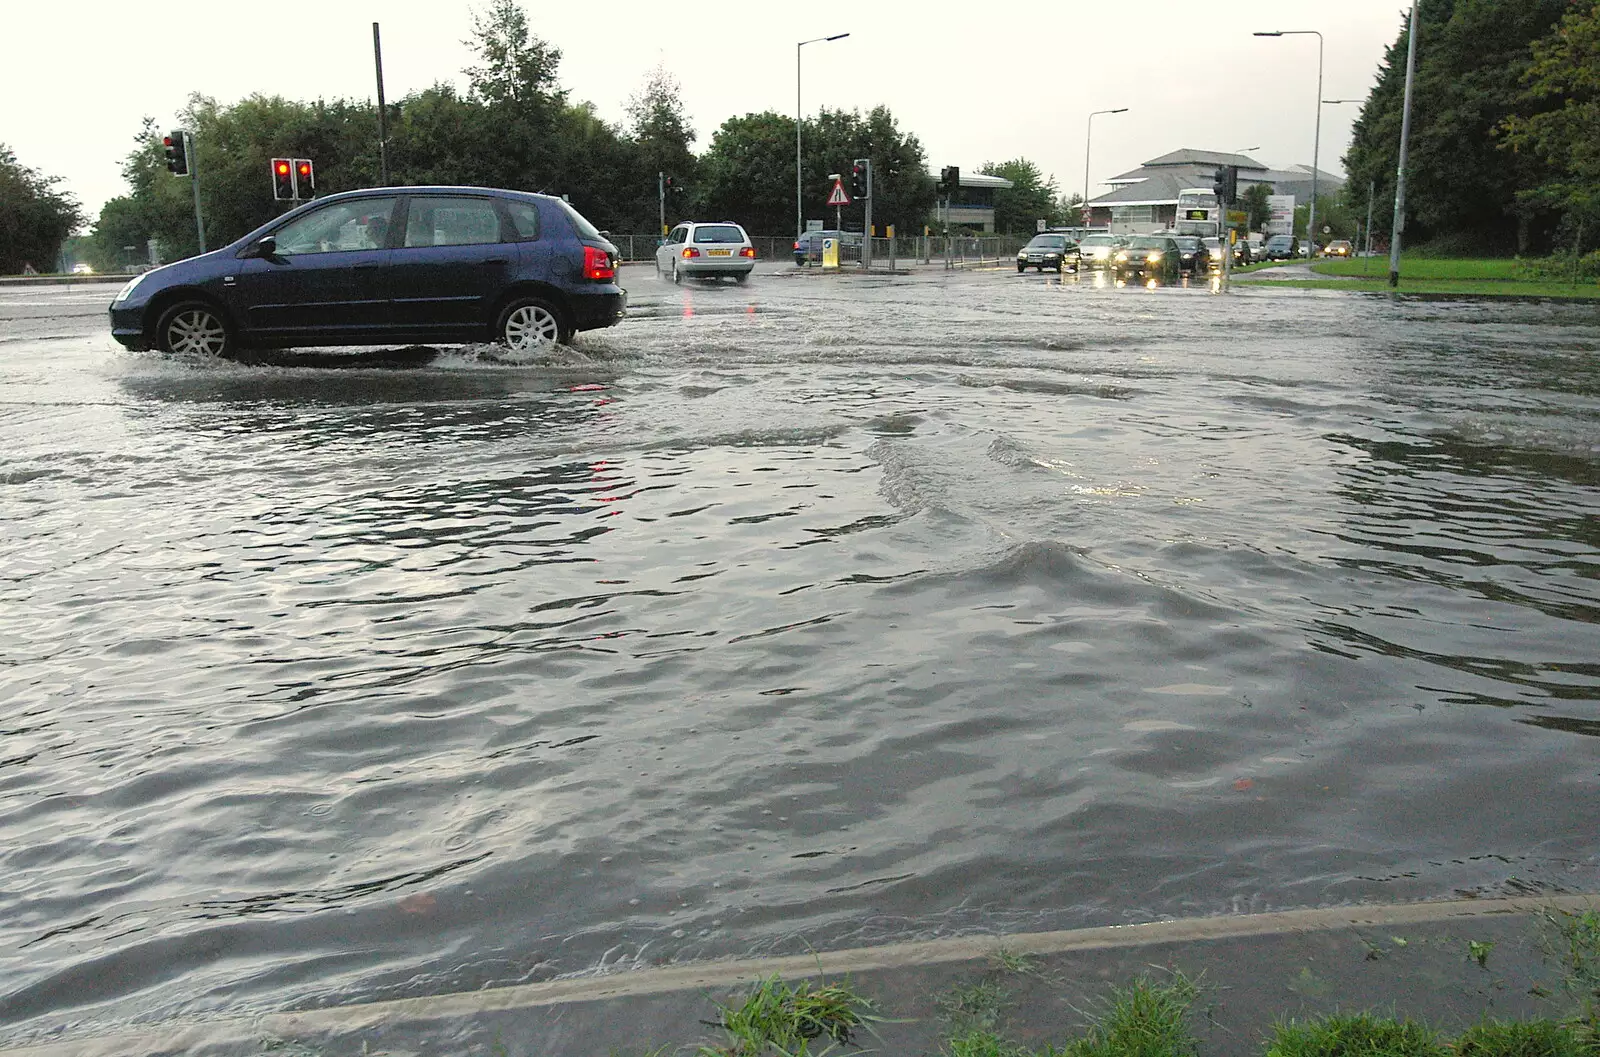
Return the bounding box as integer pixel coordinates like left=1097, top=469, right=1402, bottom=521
left=695, top=105, right=935, bottom=237
left=0, top=145, right=82, bottom=274
left=980, top=158, right=1063, bottom=235
left=1342, top=0, right=1584, bottom=254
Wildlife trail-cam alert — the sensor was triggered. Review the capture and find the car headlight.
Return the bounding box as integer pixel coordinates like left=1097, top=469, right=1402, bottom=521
left=1115, top=251, right=1128, bottom=261
left=113, top=272, right=149, bottom=304
left=1147, top=252, right=1162, bottom=262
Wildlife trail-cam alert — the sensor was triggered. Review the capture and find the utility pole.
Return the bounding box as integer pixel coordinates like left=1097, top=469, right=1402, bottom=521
left=862, top=159, right=873, bottom=273
left=1389, top=0, right=1420, bottom=288
left=373, top=22, right=390, bottom=186
left=658, top=171, right=666, bottom=236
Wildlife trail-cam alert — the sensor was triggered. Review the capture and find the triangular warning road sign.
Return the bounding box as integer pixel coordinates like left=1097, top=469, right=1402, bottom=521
left=826, top=180, right=851, bottom=206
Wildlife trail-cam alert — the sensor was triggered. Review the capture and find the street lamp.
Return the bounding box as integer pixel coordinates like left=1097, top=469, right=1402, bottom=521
left=1254, top=30, right=1323, bottom=256
left=1390, top=0, right=1421, bottom=287
left=797, top=32, right=850, bottom=241
left=1083, top=108, right=1128, bottom=233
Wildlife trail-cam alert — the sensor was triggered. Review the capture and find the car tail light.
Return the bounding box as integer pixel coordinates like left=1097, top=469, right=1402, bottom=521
left=583, top=245, right=614, bottom=281
left=793, top=241, right=801, bottom=250
left=682, top=247, right=700, bottom=258
left=740, top=247, right=756, bottom=259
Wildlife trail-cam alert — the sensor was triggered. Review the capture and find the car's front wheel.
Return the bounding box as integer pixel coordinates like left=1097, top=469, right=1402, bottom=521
left=497, top=297, right=568, bottom=350
left=156, top=300, right=233, bottom=357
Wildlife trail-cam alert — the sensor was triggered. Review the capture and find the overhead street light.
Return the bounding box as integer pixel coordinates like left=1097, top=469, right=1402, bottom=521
left=1254, top=29, right=1324, bottom=255
left=1083, top=108, right=1128, bottom=233
left=797, top=32, right=850, bottom=241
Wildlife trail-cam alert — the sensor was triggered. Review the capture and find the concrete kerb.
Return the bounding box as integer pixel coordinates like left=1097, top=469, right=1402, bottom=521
left=4, top=894, right=1596, bottom=1057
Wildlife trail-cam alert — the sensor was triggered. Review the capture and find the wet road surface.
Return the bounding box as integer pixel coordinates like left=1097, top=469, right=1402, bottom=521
left=1, top=266, right=1597, bottom=1045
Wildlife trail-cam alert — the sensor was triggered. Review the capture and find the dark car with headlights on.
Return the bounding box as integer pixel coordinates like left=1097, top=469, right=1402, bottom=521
left=1111, top=235, right=1182, bottom=282
left=1170, top=235, right=1210, bottom=275
left=1016, top=233, right=1078, bottom=273
left=109, top=186, right=625, bottom=357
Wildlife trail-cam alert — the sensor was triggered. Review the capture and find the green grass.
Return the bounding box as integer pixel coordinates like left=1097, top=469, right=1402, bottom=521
left=698, top=974, right=878, bottom=1056
left=1311, top=256, right=1524, bottom=280
left=1263, top=1014, right=1447, bottom=1057
left=1455, top=1018, right=1590, bottom=1057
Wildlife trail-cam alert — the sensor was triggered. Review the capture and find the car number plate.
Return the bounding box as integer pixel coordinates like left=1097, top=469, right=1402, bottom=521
left=708, top=249, right=732, bottom=256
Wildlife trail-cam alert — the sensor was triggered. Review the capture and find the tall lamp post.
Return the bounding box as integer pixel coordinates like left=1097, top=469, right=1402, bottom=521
left=797, top=32, right=850, bottom=241
left=1254, top=30, right=1323, bottom=256
left=1083, top=108, right=1128, bottom=233
left=1389, top=0, right=1421, bottom=288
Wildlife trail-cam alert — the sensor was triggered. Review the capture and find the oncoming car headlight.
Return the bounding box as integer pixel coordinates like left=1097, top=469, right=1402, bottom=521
left=1147, top=252, right=1163, bottom=262
left=113, top=272, right=149, bottom=304
left=1115, top=251, right=1129, bottom=262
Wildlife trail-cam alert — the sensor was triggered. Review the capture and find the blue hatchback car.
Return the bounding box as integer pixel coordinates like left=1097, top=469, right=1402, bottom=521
left=110, top=186, right=626, bottom=356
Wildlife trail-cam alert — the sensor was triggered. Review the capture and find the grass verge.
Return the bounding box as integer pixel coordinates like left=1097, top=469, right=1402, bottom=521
left=1240, top=277, right=1600, bottom=299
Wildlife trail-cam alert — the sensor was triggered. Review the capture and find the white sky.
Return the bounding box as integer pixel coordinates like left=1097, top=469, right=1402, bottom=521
left=5, top=1, right=1406, bottom=226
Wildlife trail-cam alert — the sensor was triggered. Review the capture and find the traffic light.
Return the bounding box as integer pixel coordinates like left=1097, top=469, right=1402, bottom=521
left=664, top=174, right=683, bottom=193
left=1225, top=165, right=1238, bottom=205
left=939, top=165, right=959, bottom=196
left=272, top=158, right=295, bottom=201
left=850, top=158, right=870, bottom=200
left=295, top=159, right=315, bottom=199
left=1211, top=168, right=1228, bottom=202
left=163, top=131, right=188, bottom=176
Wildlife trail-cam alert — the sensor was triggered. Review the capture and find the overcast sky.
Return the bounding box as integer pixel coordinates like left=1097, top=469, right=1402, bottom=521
left=6, top=1, right=1407, bottom=225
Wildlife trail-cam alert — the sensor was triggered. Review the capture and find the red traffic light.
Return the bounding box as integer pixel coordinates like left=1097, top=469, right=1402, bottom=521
left=296, top=162, right=310, bottom=177
left=275, top=161, right=290, bottom=175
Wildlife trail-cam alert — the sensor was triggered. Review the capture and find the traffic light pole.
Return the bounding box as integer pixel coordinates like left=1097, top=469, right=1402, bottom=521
left=186, top=134, right=206, bottom=254
left=862, top=160, right=873, bottom=273
left=658, top=171, right=666, bottom=237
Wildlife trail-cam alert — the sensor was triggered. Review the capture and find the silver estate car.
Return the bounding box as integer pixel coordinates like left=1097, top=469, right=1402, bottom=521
left=656, top=221, right=757, bottom=283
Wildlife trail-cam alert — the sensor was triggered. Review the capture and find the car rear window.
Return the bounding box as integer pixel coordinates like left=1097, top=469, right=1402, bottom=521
left=554, top=198, right=604, bottom=240
left=693, top=225, right=745, bottom=244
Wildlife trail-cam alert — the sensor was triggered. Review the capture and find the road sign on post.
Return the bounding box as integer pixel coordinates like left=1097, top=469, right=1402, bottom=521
left=827, top=179, right=850, bottom=206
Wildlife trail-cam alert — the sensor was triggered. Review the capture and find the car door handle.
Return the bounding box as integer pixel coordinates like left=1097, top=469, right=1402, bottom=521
left=482, top=258, right=508, bottom=265
left=354, top=262, right=379, bottom=270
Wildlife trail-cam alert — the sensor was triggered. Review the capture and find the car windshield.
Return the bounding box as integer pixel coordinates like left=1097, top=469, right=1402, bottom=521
left=1081, top=235, right=1117, bottom=247
left=1173, top=237, right=1202, bottom=251
left=693, top=225, right=745, bottom=244
left=1267, top=236, right=1292, bottom=247
left=1127, top=237, right=1169, bottom=250
left=1026, top=236, right=1067, bottom=249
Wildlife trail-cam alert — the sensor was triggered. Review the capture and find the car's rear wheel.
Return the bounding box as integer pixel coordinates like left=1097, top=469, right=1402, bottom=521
left=735, top=271, right=750, bottom=284
left=497, top=297, right=568, bottom=350
left=156, top=300, right=233, bottom=357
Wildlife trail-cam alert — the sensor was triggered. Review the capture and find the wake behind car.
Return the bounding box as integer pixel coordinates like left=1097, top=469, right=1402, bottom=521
left=109, top=186, right=625, bottom=357
left=657, top=221, right=756, bottom=282
left=1016, top=233, right=1078, bottom=273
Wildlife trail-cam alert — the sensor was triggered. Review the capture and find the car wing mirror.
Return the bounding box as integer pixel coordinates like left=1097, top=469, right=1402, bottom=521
left=242, top=235, right=279, bottom=260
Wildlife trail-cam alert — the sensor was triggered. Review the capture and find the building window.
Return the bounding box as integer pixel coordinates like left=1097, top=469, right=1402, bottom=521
left=1111, top=205, right=1154, bottom=226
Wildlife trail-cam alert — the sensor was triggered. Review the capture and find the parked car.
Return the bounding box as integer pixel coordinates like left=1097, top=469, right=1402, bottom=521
left=1246, top=237, right=1267, bottom=262
left=1112, top=235, right=1182, bottom=282
left=657, top=221, right=757, bottom=283
left=1170, top=235, right=1210, bottom=275
left=793, top=229, right=864, bottom=266
left=109, top=186, right=625, bottom=357
left=1323, top=239, right=1353, bottom=258
left=1016, top=233, right=1079, bottom=273
left=1077, top=233, right=1127, bottom=269
left=1262, top=234, right=1300, bottom=261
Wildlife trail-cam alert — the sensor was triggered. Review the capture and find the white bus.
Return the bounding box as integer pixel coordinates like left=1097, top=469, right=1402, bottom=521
left=1174, top=188, right=1220, bottom=237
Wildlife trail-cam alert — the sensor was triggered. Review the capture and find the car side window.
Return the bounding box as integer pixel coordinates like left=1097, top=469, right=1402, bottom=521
left=403, top=197, right=502, bottom=248
left=273, top=198, right=397, bottom=255
left=503, top=201, right=540, bottom=241
left=670, top=226, right=687, bottom=244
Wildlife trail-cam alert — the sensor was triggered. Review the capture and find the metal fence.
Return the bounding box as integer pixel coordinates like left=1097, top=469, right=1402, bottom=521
left=610, top=233, right=1036, bottom=269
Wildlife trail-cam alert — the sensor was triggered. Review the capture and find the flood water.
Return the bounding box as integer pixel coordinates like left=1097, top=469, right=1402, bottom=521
left=2, top=271, right=1598, bottom=1045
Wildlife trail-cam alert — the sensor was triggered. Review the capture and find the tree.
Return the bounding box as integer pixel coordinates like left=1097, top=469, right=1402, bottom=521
left=627, top=64, right=698, bottom=230
left=0, top=144, right=82, bottom=274
left=980, top=158, right=1058, bottom=235
left=1501, top=0, right=1600, bottom=253
left=463, top=0, right=563, bottom=109
left=1240, top=182, right=1273, bottom=232
left=1342, top=0, right=1570, bottom=254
